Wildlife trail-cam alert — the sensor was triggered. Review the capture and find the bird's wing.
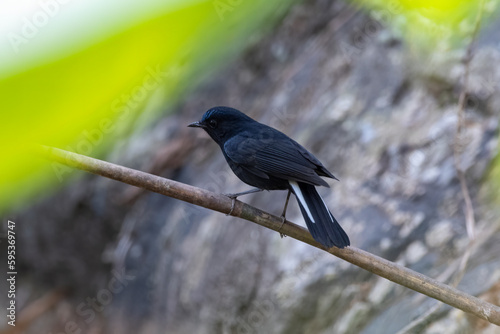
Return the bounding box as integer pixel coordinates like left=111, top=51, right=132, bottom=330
left=224, top=131, right=330, bottom=187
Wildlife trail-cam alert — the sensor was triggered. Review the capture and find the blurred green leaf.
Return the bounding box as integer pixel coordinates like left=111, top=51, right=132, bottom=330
left=351, top=0, right=499, bottom=49
left=0, top=0, right=294, bottom=212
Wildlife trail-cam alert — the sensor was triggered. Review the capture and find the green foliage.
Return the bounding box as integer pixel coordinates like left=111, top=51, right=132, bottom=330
left=0, top=0, right=294, bottom=212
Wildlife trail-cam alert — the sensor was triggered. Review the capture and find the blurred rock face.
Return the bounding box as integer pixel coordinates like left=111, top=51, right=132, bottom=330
left=9, top=0, right=500, bottom=333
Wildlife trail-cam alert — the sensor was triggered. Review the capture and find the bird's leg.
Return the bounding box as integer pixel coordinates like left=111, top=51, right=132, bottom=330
left=224, top=188, right=264, bottom=216
left=279, top=189, right=292, bottom=238
left=224, top=188, right=264, bottom=199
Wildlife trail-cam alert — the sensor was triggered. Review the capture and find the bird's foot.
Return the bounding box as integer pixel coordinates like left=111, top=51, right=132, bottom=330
left=225, top=195, right=237, bottom=216
left=278, top=189, right=291, bottom=238
left=278, top=215, right=287, bottom=238
left=223, top=188, right=263, bottom=216
left=223, top=192, right=240, bottom=199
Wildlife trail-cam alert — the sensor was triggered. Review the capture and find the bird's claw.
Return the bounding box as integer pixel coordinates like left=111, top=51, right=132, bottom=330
left=225, top=195, right=236, bottom=216
left=223, top=192, right=239, bottom=199
left=223, top=189, right=263, bottom=216
left=278, top=215, right=287, bottom=238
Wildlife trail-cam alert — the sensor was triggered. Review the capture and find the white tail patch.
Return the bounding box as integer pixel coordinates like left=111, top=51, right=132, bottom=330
left=320, top=195, right=334, bottom=221
left=289, top=181, right=315, bottom=223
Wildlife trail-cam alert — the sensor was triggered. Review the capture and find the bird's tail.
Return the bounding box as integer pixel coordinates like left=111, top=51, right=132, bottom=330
left=289, top=181, right=350, bottom=248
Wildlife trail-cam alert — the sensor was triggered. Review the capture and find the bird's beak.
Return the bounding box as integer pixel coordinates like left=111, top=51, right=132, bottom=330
left=188, top=121, right=203, bottom=128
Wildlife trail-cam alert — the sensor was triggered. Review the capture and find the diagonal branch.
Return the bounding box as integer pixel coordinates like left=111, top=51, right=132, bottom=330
left=37, top=145, right=500, bottom=325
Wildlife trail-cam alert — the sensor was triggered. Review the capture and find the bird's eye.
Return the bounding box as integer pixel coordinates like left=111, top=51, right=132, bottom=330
left=208, top=119, right=217, bottom=128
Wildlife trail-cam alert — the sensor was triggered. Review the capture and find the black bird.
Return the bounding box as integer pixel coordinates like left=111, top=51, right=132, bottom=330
left=188, top=106, right=350, bottom=248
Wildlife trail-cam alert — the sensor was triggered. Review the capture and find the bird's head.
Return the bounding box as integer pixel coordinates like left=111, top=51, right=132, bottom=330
left=188, top=106, right=254, bottom=145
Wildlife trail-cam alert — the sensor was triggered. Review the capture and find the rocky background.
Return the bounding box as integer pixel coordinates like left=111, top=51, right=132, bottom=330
left=2, top=0, right=500, bottom=333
